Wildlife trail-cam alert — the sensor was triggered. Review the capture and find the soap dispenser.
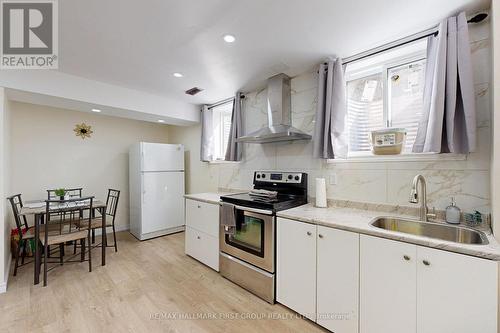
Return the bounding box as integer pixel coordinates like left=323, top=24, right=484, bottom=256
left=445, top=197, right=461, bottom=224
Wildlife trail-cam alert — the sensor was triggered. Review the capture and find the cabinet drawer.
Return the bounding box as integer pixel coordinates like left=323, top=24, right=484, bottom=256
left=185, top=199, right=219, bottom=237
left=185, top=226, right=219, bottom=271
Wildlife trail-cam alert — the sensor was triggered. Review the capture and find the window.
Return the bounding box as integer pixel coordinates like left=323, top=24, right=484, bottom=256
left=345, top=40, right=427, bottom=155
left=211, top=101, right=233, bottom=161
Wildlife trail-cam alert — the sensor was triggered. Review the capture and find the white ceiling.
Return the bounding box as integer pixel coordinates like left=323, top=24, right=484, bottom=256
left=59, top=0, right=490, bottom=105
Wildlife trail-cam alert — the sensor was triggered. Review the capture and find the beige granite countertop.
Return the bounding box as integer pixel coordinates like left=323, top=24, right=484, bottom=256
left=184, top=192, right=233, bottom=205
left=277, top=204, right=500, bottom=261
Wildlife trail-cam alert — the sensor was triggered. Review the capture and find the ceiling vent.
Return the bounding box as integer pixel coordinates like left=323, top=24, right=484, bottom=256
left=185, top=87, right=204, bottom=96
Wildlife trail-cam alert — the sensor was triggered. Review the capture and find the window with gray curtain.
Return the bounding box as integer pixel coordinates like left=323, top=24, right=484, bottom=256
left=413, top=11, right=476, bottom=154
left=200, top=102, right=234, bottom=162
left=313, top=58, right=348, bottom=159
left=345, top=40, right=427, bottom=154
left=225, top=92, right=243, bottom=161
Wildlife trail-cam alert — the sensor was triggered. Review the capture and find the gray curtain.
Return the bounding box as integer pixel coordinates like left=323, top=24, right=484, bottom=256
left=225, top=92, right=243, bottom=161
left=413, top=12, right=476, bottom=153
left=313, top=58, right=348, bottom=159
left=200, top=105, right=214, bottom=162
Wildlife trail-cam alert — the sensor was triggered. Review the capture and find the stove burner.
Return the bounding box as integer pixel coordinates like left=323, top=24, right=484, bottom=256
left=221, top=171, right=308, bottom=212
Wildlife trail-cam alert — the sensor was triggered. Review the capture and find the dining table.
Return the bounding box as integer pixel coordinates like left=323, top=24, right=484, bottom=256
left=19, top=199, right=107, bottom=285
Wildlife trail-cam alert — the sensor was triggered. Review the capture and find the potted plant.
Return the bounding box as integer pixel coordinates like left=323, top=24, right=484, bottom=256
left=54, top=188, right=66, bottom=201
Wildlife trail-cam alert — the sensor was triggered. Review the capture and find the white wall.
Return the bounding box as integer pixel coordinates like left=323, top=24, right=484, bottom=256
left=172, top=19, right=492, bottom=215
left=0, top=88, right=11, bottom=292
left=492, top=2, right=500, bottom=239
left=168, top=123, right=219, bottom=194
left=8, top=101, right=170, bottom=233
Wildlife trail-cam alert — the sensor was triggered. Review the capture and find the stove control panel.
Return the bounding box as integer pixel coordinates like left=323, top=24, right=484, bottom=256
left=254, top=171, right=303, bottom=184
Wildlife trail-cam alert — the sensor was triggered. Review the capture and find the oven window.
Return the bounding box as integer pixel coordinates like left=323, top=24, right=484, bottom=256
left=226, top=214, right=265, bottom=257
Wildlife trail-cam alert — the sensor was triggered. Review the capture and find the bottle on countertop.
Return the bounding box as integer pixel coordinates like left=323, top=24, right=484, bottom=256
left=445, top=197, right=461, bottom=224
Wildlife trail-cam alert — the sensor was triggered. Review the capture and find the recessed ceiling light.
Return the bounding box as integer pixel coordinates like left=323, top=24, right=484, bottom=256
left=157, top=119, right=165, bottom=123
left=173, top=72, right=183, bottom=78
left=91, top=108, right=101, bottom=113
left=223, top=34, right=236, bottom=43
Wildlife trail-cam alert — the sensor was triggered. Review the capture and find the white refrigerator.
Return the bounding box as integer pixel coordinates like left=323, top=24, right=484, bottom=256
left=129, top=142, right=185, bottom=240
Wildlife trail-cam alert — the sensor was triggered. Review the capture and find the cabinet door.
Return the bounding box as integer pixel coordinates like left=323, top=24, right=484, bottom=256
left=317, top=226, right=359, bottom=333
left=417, top=246, right=498, bottom=333
left=277, top=218, right=316, bottom=320
left=360, top=235, right=417, bottom=333
left=185, top=226, right=219, bottom=271
left=185, top=199, right=219, bottom=237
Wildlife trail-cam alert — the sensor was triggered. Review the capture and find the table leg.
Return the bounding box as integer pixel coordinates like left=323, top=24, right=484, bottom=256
left=101, top=208, right=106, bottom=266
left=34, top=213, right=40, bottom=285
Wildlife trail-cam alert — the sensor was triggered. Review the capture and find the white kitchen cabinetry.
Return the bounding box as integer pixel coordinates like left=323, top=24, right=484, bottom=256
left=277, top=218, right=360, bottom=331
left=317, top=226, right=359, bottom=333
left=360, top=235, right=417, bottom=333
left=360, top=235, right=498, bottom=333
left=417, top=246, right=498, bottom=333
left=277, top=218, right=316, bottom=320
left=185, top=199, right=219, bottom=271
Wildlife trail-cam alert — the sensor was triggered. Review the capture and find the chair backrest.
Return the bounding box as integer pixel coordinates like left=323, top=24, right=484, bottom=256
left=45, top=196, right=94, bottom=234
left=47, top=187, right=83, bottom=200
left=7, top=194, right=28, bottom=238
left=105, top=189, right=120, bottom=218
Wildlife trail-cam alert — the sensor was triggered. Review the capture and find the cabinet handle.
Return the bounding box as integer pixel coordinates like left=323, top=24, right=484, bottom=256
left=197, top=205, right=201, bottom=209
left=306, top=231, right=312, bottom=236
left=403, top=255, right=410, bottom=261
left=423, top=260, right=430, bottom=266
left=318, top=234, right=324, bottom=239
left=197, top=236, right=201, bottom=240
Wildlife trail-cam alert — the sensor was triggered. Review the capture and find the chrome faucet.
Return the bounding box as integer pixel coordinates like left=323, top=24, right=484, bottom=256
left=409, top=175, right=436, bottom=222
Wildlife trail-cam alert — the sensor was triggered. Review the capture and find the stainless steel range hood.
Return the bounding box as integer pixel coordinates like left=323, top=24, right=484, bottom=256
left=236, top=73, right=312, bottom=144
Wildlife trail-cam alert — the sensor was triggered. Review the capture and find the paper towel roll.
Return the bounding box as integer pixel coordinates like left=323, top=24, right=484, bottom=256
left=315, top=178, right=327, bottom=208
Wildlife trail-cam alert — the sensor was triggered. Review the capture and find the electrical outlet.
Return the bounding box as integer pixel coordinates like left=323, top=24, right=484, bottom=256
left=329, top=174, right=337, bottom=185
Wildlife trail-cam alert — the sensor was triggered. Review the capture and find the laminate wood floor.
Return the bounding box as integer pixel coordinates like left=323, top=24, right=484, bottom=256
left=0, top=232, right=326, bottom=333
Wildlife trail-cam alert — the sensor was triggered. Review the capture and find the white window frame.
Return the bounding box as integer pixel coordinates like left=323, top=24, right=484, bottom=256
left=208, top=100, right=241, bottom=164
left=335, top=47, right=467, bottom=163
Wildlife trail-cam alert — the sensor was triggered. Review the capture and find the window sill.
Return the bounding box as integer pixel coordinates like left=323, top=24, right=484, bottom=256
left=327, top=152, right=467, bottom=164
left=208, top=160, right=241, bottom=165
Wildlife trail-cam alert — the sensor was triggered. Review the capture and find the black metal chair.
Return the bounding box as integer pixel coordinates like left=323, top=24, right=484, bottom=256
left=74, top=189, right=120, bottom=252
left=46, top=187, right=84, bottom=256
left=7, top=194, right=36, bottom=276
left=7, top=194, right=64, bottom=276
left=42, top=196, right=94, bottom=286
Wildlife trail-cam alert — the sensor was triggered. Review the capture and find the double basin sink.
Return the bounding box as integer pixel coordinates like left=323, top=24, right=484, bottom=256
left=371, top=217, right=489, bottom=245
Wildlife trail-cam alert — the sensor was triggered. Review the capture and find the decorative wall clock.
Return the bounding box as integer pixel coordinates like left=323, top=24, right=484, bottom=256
left=74, top=123, right=93, bottom=139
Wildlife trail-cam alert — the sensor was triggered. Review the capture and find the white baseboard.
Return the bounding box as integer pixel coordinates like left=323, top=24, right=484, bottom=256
left=92, top=224, right=129, bottom=236
left=0, top=255, right=12, bottom=293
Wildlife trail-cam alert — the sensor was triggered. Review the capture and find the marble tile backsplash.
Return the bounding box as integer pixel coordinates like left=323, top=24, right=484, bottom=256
left=210, top=22, right=492, bottom=214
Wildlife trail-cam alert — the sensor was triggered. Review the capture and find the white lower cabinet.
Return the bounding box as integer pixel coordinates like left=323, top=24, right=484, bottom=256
left=184, top=199, right=219, bottom=271
left=185, top=226, right=219, bottom=271
left=417, top=246, right=498, bottom=333
left=278, top=220, right=498, bottom=333
left=277, top=218, right=317, bottom=320
left=277, top=218, right=360, bottom=331
left=317, top=226, right=359, bottom=333
left=360, top=235, right=417, bottom=333
left=360, top=235, right=498, bottom=333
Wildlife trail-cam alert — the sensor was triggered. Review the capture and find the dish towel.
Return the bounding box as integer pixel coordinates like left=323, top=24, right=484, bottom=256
left=248, top=189, right=278, bottom=199
left=220, top=202, right=236, bottom=235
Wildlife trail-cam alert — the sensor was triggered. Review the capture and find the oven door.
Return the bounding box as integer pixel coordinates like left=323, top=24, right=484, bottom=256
left=220, top=206, right=275, bottom=273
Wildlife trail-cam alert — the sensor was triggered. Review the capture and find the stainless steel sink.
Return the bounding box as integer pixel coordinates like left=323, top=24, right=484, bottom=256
left=371, top=217, right=489, bottom=245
